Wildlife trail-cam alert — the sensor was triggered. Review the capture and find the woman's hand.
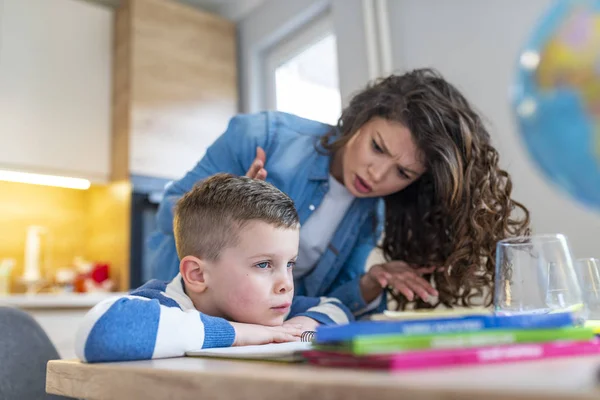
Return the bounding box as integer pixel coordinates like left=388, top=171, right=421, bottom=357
left=245, top=147, right=267, bottom=180
left=360, top=261, right=440, bottom=303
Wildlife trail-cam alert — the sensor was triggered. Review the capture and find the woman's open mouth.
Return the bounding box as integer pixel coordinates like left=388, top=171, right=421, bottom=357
left=354, top=175, right=373, bottom=194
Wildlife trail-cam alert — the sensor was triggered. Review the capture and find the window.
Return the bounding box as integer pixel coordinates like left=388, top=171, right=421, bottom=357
left=265, top=15, right=341, bottom=126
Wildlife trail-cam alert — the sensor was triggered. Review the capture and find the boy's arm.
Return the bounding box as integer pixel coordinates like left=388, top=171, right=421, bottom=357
left=287, top=296, right=354, bottom=327
left=76, top=294, right=304, bottom=363
left=75, top=295, right=235, bottom=363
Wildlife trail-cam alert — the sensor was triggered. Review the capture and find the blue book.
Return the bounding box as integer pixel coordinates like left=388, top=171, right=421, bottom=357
left=315, top=312, right=575, bottom=343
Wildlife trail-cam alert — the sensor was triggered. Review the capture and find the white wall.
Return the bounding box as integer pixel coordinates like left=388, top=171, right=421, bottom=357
left=331, top=0, right=374, bottom=105
left=385, top=0, right=600, bottom=259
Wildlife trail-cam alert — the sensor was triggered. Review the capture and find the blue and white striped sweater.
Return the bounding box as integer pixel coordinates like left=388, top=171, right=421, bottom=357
left=75, top=274, right=353, bottom=362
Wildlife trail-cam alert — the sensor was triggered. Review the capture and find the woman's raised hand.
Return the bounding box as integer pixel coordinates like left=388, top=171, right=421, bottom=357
left=245, top=147, right=267, bottom=180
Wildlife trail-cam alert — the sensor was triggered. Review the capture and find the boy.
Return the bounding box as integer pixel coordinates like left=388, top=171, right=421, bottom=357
left=75, top=173, right=352, bottom=362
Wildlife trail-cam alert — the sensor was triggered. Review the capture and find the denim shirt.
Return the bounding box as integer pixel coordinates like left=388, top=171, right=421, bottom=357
left=148, top=111, right=384, bottom=316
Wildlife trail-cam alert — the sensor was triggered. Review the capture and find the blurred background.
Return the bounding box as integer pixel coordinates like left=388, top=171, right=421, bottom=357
left=0, top=0, right=599, bottom=357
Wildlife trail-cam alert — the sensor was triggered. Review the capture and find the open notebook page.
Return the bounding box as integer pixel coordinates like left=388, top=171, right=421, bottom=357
left=186, top=342, right=313, bottom=361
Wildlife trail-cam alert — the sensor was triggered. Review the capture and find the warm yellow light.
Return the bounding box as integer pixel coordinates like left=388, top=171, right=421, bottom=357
left=0, top=169, right=91, bottom=190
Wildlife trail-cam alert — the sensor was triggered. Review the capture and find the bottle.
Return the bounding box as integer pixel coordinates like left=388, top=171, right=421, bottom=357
left=22, top=225, right=48, bottom=293
left=0, top=259, right=15, bottom=296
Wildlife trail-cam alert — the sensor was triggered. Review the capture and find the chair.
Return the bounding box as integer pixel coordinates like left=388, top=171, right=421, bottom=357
left=0, top=306, right=69, bottom=399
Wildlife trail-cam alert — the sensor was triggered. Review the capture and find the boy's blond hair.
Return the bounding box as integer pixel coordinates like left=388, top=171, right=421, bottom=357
left=173, top=173, right=299, bottom=261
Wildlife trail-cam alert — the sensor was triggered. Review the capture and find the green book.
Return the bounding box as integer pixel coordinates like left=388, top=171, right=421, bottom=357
left=317, top=327, right=595, bottom=355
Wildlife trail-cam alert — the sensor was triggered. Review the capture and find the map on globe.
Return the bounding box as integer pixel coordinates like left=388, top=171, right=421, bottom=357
left=514, top=0, right=600, bottom=210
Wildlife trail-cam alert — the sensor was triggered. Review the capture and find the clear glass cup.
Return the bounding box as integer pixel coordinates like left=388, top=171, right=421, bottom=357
left=494, top=234, right=587, bottom=322
left=575, top=258, right=600, bottom=320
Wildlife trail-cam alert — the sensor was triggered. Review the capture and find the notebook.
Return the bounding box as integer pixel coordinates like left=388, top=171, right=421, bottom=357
left=186, top=341, right=313, bottom=362
left=315, top=312, right=575, bottom=343
left=304, top=339, right=600, bottom=370
left=375, top=308, right=492, bottom=321
left=317, top=326, right=595, bottom=355
left=585, top=319, right=600, bottom=334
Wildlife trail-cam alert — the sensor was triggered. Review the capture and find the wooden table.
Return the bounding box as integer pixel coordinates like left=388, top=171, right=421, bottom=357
left=47, top=355, right=600, bottom=400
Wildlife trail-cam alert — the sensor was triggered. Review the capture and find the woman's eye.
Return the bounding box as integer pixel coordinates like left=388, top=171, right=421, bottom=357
left=256, top=262, right=271, bottom=269
left=287, top=261, right=296, bottom=269
left=371, top=139, right=383, bottom=153
left=397, top=168, right=409, bottom=179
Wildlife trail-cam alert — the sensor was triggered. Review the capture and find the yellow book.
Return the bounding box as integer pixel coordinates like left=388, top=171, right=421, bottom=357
left=371, top=308, right=492, bottom=321
left=585, top=320, right=600, bottom=334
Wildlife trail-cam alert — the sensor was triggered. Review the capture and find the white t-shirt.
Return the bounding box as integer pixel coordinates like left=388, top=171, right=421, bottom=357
left=294, top=174, right=384, bottom=314
left=295, top=174, right=355, bottom=278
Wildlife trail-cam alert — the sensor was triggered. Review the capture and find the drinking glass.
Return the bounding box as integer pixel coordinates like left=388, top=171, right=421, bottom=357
left=494, top=234, right=587, bottom=322
left=575, top=258, right=600, bottom=320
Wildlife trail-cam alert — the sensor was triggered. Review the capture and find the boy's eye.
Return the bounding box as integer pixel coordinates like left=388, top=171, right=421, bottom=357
left=287, top=261, right=296, bottom=269
left=371, top=139, right=383, bottom=153
left=256, top=262, right=271, bottom=269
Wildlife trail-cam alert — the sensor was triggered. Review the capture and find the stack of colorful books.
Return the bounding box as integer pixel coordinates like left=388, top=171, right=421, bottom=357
left=304, top=312, right=600, bottom=370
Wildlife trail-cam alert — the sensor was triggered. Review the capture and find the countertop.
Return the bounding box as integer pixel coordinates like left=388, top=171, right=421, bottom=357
left=0, top=291, right=127, bottom=309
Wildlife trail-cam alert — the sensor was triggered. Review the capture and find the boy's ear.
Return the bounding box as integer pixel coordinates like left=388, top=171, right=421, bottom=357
left=180, top=255, right=208, bottom=293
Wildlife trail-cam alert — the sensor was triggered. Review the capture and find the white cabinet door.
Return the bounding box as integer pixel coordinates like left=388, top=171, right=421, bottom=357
left=0, top=0, right=112, bottom=182
left=28, top=308, right=89, bottom=359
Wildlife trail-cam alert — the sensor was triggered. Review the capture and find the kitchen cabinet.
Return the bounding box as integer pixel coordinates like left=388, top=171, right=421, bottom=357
left=0, top=0, right=112, bottom=182
left=112, top=0, right=238, bottom=180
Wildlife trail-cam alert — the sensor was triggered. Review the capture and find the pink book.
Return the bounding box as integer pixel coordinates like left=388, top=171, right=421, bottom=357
left=303, top=339, right=600, bottom=370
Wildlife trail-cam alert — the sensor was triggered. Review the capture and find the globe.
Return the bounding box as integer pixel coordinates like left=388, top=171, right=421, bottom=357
left=513, top=0, right=600, bottom=210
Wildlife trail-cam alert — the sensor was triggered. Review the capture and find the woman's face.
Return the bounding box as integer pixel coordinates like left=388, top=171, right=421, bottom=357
left=340, top=117, right=426, bottom=198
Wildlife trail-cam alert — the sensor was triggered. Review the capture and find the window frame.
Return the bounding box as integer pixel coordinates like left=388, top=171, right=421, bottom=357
left=262, top=12, right=336, bottom=112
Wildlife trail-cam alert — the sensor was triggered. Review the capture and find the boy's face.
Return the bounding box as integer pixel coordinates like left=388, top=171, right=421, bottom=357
left=202, top=220, right=299, bottom=326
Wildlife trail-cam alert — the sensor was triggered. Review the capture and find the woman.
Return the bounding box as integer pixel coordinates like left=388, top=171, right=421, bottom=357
left=148, top=68, right=530, bottom=316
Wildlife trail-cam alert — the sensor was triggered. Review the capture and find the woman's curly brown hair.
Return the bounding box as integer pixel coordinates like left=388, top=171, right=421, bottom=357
left=320, top=68, right=531, bottom=309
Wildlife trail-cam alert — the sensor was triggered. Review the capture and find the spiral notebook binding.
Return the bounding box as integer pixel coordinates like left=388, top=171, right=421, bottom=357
left=301, top=331, right=316, bottom=342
